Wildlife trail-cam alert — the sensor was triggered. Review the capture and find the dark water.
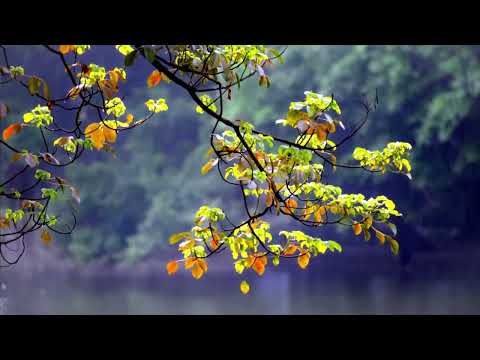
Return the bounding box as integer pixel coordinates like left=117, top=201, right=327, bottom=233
left=2, top=265, right=480, bottom=314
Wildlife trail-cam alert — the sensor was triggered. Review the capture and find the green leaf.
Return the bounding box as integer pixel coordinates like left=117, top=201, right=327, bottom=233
left=144, top=47, right=156, bottom=63
left=168, top=231, right=191, bottom=245
left=27, top=76, right=42, bottom=96
left=124, top=50, right=138, bottom=67
left=386, top=222, right=398, bottom=236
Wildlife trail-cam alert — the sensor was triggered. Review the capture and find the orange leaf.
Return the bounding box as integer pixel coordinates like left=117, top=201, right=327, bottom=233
left=283, top=244, right=298, bottom=256
left=314, top=205, right=326, bottom=223
left=252, top=258, right=265, bottom=276
left=41, top=229, right=53, bottom=246
left=102, top=125, right=117, bottom=144
left=284, top=198, right=298, bottom=214
left=84, top=122, right=105, bottom=150
left=191, top=262, right=204, bottom=280
left=166, top=260, right=179, bottom=275
left=297, top=252, right=310, bottom=269
left=375, top=229, right=386, bottom=245
left=2, top=123, right=22, bottom=141
left=126, top=113, right=134, bottom=124
left=211, top=232, right=221, bottom=250
left=197, top=258, right=208, bottom=273
left=58, top=45, right=75, bottom=55
left=184, top=257, right=196, bottom=270
left=147, top=70, right=162, bottom=88
left=353, top=223, right=362, bottom=236
left=265, top=191, right=274, bottom=208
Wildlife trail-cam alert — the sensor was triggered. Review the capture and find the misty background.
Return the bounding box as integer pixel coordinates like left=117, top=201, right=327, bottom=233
left=1, top=45, right=479, bottom=314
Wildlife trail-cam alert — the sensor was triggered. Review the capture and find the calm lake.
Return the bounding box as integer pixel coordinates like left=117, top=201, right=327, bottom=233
left=2, top=254, right=480, bottom=314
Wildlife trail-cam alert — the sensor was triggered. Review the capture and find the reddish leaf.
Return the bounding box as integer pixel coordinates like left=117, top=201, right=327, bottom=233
left=2, top=123, right=22, bottom=141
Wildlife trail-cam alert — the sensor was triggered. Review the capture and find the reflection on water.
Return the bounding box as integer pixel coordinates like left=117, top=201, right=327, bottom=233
left=2, top=267, right=480, bottom=314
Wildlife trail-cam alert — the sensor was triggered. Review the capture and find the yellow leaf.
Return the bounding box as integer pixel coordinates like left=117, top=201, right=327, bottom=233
left=363, top=228, right=371, bottom=241
left=364, top=216, right=373, bottom=229
left=166, top=260, right=179, bottom=275
left=41, top=229, right=53, bottom=246
left=169, top=231, right=191, bottom=245
left=353, top=223, right=362, bottom=236
left=388, top=237, right=400, bottom=255
left=297, top=252, right=310, bottom=269
left=147, top=70, right=162, bottom=88
left=179, top=239, right=195, bottom=251
left=240, top=280, right=250, bottom=295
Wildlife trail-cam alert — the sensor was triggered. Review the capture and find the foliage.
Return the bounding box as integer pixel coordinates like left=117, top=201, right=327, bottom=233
left=0, top=45, right=413, bottom=294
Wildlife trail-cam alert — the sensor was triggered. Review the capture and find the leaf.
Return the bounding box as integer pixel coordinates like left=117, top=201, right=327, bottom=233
left=126, top=114, right=134, bottom=124
left=314, top=206, right=326, bottom=223
left=124, top=50, right=138, bottom=67
left=211, top=232, right=221, bottom=250
left=363, top=228, right=371, bottom=241
left=328, top=241, right=343, bottom=253
left=191, top=262, right=204, bottom=280
left=84, top=122, right=105, bottom=150
left=297, top=252, right=310, bottom=269
left=147, top=70, right=162, bottom=88
left=283, top=244, right=298, bottom=256
left=197, top=258, right=208, bottom=272
left=184, top=257, right=196, bottom=270
left=166, top=260, right=179, bottom=275
left=387, top=222, right=398, bottom=236
left=265, top=191, right=274, bottom=207
left=66, top=84, right=86, bottom=100
left=169, top=231, right=191, bottom=245
left=0, top=103, right=9, bottom=120
left=41, top=152, right=60, bottom=165
left=24, top=153, right=39, bottom=168
left=70, top=186, right=81, bottom=204
left=41, top=229, right=53, bottom=246
left=353, top=223, right=362, bottom=236
left=284, top=198, right=298, bottom=214
left=58, top=45, right=75, bottom=55
left=42, top=80, right=50, bottom=100
left=240, top=280, right=250, bottom=295
left=27, top=76, right=42, bottom=96
left=102, top=125, right=117, bottom=144
left=375, top=229, right=386, bottom=245
left=252, top=258, right=265, bottom=276
left=388, top=237, right=400, bottom=256
left=2, top=123, right=22, bottom=141
left=144, top=47, right=156, bottom=63
left=364, top=216, right=373, bottom=230
left=201, top=158, right=219, bottom=175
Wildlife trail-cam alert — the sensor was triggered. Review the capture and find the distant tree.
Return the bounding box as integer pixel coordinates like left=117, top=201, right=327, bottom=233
left=0, top=45, right=413, bottom=293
